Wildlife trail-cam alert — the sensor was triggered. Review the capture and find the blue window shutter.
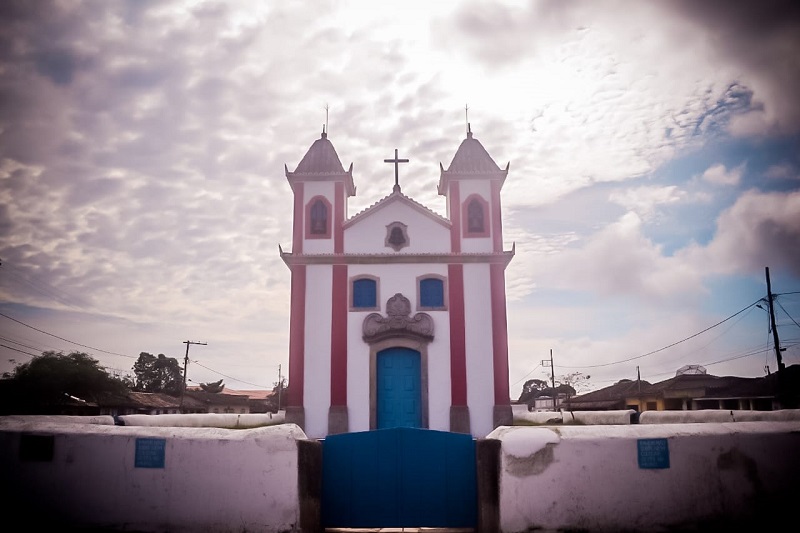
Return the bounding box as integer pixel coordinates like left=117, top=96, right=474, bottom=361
left=420, top=278, right=444, bottom=308
left=353, top=279, right=377, bottom=308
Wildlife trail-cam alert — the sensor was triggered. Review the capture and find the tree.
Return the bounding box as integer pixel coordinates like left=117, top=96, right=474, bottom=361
left=265, top=378, right=288, bottom=413
left=199, top=379, right=225, bottom=393
left=132, top=352, right=183, bottom=396
left=1, top=351, right=128, bottom=414
left=557, top=372, right=591, bottom=402
left=517, top=378, right=549, bottom=404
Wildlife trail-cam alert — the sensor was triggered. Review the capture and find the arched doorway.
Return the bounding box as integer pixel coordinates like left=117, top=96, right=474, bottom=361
left=376, top=347, right=422, bottom=429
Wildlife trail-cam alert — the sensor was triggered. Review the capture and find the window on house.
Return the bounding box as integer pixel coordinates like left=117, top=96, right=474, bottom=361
left=310, top=199, right=327, bottom=234
left=467, top=198, right=484, bottom=233
left=352, top=278, right=377, bottom=309
left=419, top=277, right=445, bottom=309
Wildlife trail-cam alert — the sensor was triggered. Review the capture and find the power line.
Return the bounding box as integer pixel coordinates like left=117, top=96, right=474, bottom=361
left=558, top=298, right=762, bottom=370
left=191, top=359, right=270, bottom=389
left=511, top=363, right=542, bottom=388
left=0, top=343, right=39, bottom=358
left=776, top=300, right=800, bottom=330
left=0, top=311, right=136, bottom=359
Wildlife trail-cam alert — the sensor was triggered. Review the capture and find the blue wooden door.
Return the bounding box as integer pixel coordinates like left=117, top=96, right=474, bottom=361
left=322, top=428, right=477, bottom=528
left=377, top=347, right=421, bottom=429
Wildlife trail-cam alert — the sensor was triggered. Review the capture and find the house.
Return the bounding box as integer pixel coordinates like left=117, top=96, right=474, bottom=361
left=281, top=126, right=514, bottom=438
left=563, top=365, right=800, bottom=412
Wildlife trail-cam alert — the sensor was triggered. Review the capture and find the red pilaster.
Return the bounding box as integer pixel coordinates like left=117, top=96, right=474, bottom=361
left=448, top=263, right=467, bottom=406
left=292, top=182, right=304, bottom=254
left=334, top=182, right=344, bottom=253
left=287, top=265, right=306, bottom=406
left=330, top=264, right=348, bottom=405
left=490, top=263, right=510, bottom=405
left=449, top=182, right=461, bottom=253
left=491, top=180, right=503, bottom=252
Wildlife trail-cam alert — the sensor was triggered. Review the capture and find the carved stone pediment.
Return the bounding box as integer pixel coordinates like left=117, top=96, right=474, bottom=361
left=363, top=293, right=434, bottom=344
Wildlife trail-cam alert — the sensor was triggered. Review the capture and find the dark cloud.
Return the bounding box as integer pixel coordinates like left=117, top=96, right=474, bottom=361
left=670, top=0, right=800, bottom=134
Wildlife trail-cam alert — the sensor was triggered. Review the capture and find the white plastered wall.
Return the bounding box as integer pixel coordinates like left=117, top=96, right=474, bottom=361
left=458, top=180, right=494, bottom=254
left=302, top=181, right=336, bottom=255
left=346, top=263, right=452, bottom=433
left=303, top=264, right=332, bottom=438
left=463, top=263, right=495, bottom=437
left=344, top=199, right=450, bottom=254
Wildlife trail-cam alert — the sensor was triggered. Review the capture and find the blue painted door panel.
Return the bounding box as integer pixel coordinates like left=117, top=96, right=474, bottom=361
left=377, top=347, right=421, bottom=429
left=322, top=427, right=477, bottom=528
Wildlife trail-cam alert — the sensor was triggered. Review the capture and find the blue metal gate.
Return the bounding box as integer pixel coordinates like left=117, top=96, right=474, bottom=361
left=322, top=427, right=477, bottom=528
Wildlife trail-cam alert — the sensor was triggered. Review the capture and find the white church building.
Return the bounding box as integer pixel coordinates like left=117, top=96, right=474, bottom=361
left=281, top=126, right=514, bottom=438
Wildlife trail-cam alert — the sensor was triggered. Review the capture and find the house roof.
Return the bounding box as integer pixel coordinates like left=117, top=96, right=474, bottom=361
left=219, top=389, right=275, bottom=401
left=183, top=390, right=251, bottom=406
left=564, top=365, right=800, bottom=410
left=563, top=379, right=652, bottom=409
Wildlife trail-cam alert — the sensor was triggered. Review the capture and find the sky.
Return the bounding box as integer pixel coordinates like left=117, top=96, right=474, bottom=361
left=1, top=0, right=799, bottom=399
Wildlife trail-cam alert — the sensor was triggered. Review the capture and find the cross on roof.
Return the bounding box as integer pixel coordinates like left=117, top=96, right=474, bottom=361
left=384, top=148, right=409, bottom=193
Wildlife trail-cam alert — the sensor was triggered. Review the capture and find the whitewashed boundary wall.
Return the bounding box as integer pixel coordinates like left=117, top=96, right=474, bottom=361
left=639, top=408, right=800, bottom=424
left=490, top=423, right=800, bottom=532
left=0, top=420, right=309, bottom=532
left=512, top=409, right=638, bottom=425
left=118, top=411, right=286, bottom=428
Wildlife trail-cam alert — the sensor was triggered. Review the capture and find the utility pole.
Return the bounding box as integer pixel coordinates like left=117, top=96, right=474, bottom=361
left=765, top=267, right=785, bottom=373
left=180, top=340, right=207, bottom=412
left=542, top=349, right=557, bottom=411
left=765, top=267, right=786, bottom=405
left=277, top=364, right=283, bottom=412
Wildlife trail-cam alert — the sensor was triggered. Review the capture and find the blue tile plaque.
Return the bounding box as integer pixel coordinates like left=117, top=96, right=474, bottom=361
left=135, top=437, right=166, bottom=468
left=637, top=438, right=669, bottom=469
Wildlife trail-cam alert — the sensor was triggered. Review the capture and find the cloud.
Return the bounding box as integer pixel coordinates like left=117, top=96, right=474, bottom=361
left=535, top=212, right=705, bottom=301
left=609, top=186, right=686, bottom=220
left=684, top=189, right=800, bottom=277
left=669, top=0, right=800, bottom=136
left=700, top=163, right=745, bottom=186
left=764, top=164, right=799, bottom=181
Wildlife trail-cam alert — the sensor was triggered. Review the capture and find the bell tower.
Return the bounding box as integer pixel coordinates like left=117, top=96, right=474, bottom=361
left=438, top=125, right=513, bottom=431
left=283, top=129, right=355, bottom=430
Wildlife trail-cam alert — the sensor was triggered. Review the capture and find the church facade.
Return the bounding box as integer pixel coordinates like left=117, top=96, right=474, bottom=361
left=281, top=127, right=514, bottom=438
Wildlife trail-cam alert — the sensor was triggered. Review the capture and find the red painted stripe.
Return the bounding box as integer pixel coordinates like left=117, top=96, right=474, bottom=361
left=330, top=264, right=348, bottom=405
left=449, top=182, right=461, bottom=253
left=448, top=264, right=467, bottom=405
left=287, top=265, right=306, bottom=407
left=292, top=182, right=304, bottom=254
left=490, top=264, right=510, bottom=405
left=334, top=182, right=344, bottom=253
left=491, top=181, right=503, bottom=252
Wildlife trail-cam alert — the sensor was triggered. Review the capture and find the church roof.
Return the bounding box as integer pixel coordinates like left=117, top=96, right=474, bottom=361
left=343, top=189, right=451, bottom=230
left=438, top=130, right=509, bottom=194
left=285, top=131, right=356, bottom=196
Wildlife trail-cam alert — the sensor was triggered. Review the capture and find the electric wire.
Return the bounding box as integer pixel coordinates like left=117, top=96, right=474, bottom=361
left=0, top=311, right=136, bottom=359
left=557, top=298, right=762, bottom=370
left=776, top=299, right=800, bottom=330
left=190, top=359, right=270, bottom=389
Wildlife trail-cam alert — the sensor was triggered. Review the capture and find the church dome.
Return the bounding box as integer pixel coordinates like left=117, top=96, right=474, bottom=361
left=293, top=131, right=346, bottom=175
left=446, top=131, right=502, bottom=173
left=438, top=129, right=509, bottom=195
